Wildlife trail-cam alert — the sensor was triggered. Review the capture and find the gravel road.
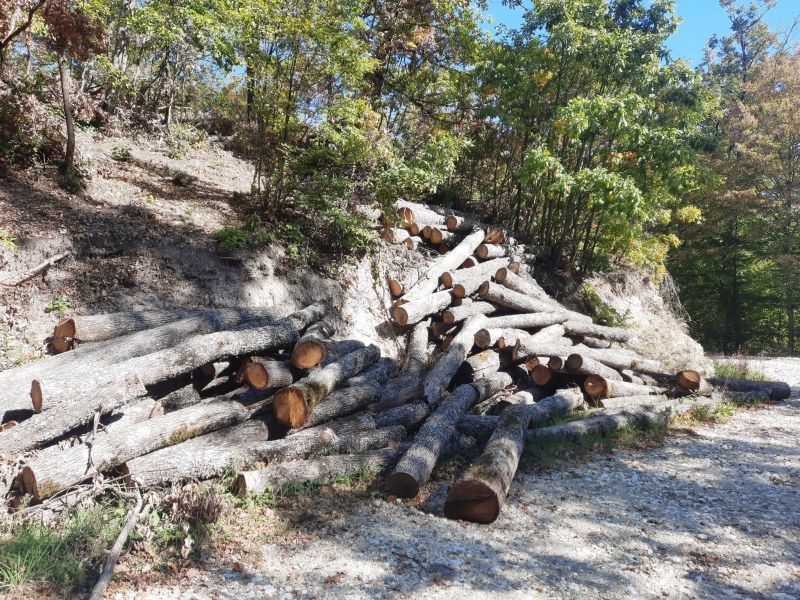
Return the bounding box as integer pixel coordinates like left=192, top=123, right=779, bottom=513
left=114, top=359, right=800, bottom=600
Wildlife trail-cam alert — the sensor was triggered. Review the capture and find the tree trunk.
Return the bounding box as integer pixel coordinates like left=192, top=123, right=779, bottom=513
left=443, top=388, right=584, bottom=524
left=58, top=54, right=76, bottom=174
left=122, top=420, right=269, bottom=487
left=706, top=377, right=791, bottom=400
left=31, top=303, right=329, bottom=413
left=457, top=414, right=499, bottom=437
left=474, top=328, right=531, bottom=350
left=372, top=401, right=430, bottom=430
left=239, top=358, right=294, bottom=390
left=380, top=228, right=411, bottom=244
left=18, top=397, right=264, bottom=500
left=442, top=300, right=497, bottom=325
left=273, top=345, right=380, bottom=427
left=400, top=229, right=485, bottom=303
left=494, top=386, right=545, bottom=413
left=446, top=214, right=482, bottom=232
left=526, top=409, right=666, bottom=442
left=391, top=291, right=453, bottom=326
left=563, top=320, right=630, bottom=343
left=158, top=383, right=202, bottom=411
left=511, top=338, right=573, bottom=363
left=583, top=375, right=667, bottom=399
left=54, top=307, right=286, bottom=342
left=395, top=200, right=448, bottom=229
left=235, top=444, right=409, bottom=497
left=493, top=268, right=550, bottom=301
left=424, top=315, right=487, bottom=403
left=565, top=354, right=623, bottom=381
left=479, top=282, right=582, bottom=322
left=290, top=321, right=334, bottom=369
left=597, top=394, right=669, bottom=410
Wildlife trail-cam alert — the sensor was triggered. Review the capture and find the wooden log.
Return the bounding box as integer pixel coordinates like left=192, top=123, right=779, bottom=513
left=273, top=345, right=380, bottom=428
left=475, top=244, right=525, bottom=260
left=598, top=394, right=669, bottom=410
left=675, top=370, right=713, bottom=394
left=430, top=321, right=456, bottom=339
left=1, top=251, right=70, bottom=286
left=122, top=420, right=270, bottom=487
left=440, top=258, right=510, bottom=294
left=49, top=336, right=73, bottom=354
left=158, top=384, right=202, bottom=411
left=457, top=414, right=499, bottom=436
left=562, top=321, right=630, bottom=343
left=482, top=313, right=568, bottom=332
left=443, top=387, right=584, bottom=523
left=409, top=223, right=422, bottom=236
left=388, top=278, right=404, bottom=298
left=446, top=214, right=481, bottom=232
left=5, top=382, right=149, bottom=455
left=459, top=350, right=504, bottom=377
left=319, top=340, right=367, bottom=367
left=239, top=358, right=295, bottom=390
left=291, top=321, right=334, bottom=369
left=493, top=268, right=549, bottom=301
left=370, top=322, right=431, bottom=413
left=480, top=282, right=588, bottom=323
left=430, top=228, right=458, bottom=245
left=706, top=377, right=791, bottom=401
left=18, top=396, right=265, bottom=500
left=474, top=328, right=529, bottom=350
left=527, top=408, right=667, bottom=442
left=421, top=225, right=433, bottom=240
left=423, top=315, right=487, bottom=404
left=442, top=300, right=496, bottom=325
left=620, top=369, right=645, bottom=385
left=584, top=375, right=667, bottom=399
left=400, top=229, right=485, bottom=303
left=565, top=354, right=623, bottom=381
left=373, top=401, right=430, bottom=430
left=581, top=336, right=615, bottom=349
left=395, top=200, right=448, bottom=228
left=391, top=291, right=453, bottom=326
left=53, top=306, right=286, bottom=342
left=29, top=303, right=330, bottom=414
left=484, top=227, right=509, bottom=244
left=530, top=365, right=552, bottom=386
left=235, top=443, right=409, bottom=497
left=381, top=228, right=411, bottom=244
left=512, top=338, right=574, bottom=363
left=387, top=380, right=483, bottom=498
left=547, top=356, right=565, bottom=371
left=103, top=398, right=164, bottom=431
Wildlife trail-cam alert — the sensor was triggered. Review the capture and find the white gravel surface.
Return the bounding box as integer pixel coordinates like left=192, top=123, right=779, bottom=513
left=115, top=359, right=800, bottom=600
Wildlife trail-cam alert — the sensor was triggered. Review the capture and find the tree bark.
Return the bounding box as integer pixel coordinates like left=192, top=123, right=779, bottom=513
left=479, top=282, right=583, bottom=322
left=443, top=388, right=584, bottom=523
left=273, top=345, right=380, bottom=427
left=563, top=320, right=631, bottom=343
left=53, top=307, right=286, bottom=342
left=706, top=377, right=791, bottom=400
left=430, top=228, right=460, bottom=245
left=373, top=401, right=430, bottom=430
left=400, top=229, right=485, bottom=303
left=565, top=354, right=623, bottom=381
left=424, top=315, right=487, bottom=403
left=395, top=200, right=448, bottom=229
left=597, top=395, right=669, bottom=410
left=440, top=258, right=510, bottom=296
left=474, top=328, right=530, bottom=350
left=583, top=375, right=667, bottom=399
left=122, top=419, right=269, bottom=486
left=391, top=291, right=453, bottom=326
left=158, top=383, right=202, bottom=411
left=235, top=443, right=409, bottom=497
left=442, top=300, right=497, bottom=325
left=494, top=386, right=545, bottom=413
left=475, top=244, right=526, bottom=260
left=493, top=268, right=550, bottom=301
left=18, top=397, right=264, bottom=500
left=290, top=321, right=334, bottom=369
left=58, top=54, right=76, bottom=174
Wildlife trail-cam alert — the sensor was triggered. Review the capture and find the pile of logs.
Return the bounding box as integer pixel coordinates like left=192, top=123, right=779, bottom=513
left=0, top=199, right=791, bottom=526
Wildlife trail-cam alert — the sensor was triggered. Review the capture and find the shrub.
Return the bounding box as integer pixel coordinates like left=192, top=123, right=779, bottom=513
left=111, top=145, right=133, bottom=162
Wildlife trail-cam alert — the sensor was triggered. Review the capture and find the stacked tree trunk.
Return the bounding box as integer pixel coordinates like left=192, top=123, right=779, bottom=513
left=0, top=198, right=790, bottom=531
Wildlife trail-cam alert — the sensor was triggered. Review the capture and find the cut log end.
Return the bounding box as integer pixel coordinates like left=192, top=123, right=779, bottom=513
left=291, top=341, right=326, bottom=369
left=53, top=317, right=76, bottom=339
left=387, top=472, right=420, bottom=499
left=441, top=272, right=454, bottom=288
left=676, top=370, right=702, bottom=392
left=443, top=479, right=500, bottom=524
left=565, top=354, right=583, bottom=371
left=244, top=362, right=269, bottom=389
left=547, top=356, right=564, bottom=371
left=476, top=244, right=490, bottom=260
left=584, top=374, right=608, bottom=398
left=531, top=365, right=552, bottom=386
left=474, top=329, right=491, bottom=349
left=49, top=336, right=73, bottom=354
left=389, top=278, right=404, bottom=298
left=495, top=267, right=509, bottom=284
left=391, top=305, right=410, bottom=327
left=398, top=207, right=414, bottom=228
left=30, top=380, right=43, bottom=413
left=477, top=281, right=490, bottom=297
left=273, top=388, right=308, bottom=428
left=18, top=466, right=39, bottom=501
left=453, top=284, right=468, bottom=298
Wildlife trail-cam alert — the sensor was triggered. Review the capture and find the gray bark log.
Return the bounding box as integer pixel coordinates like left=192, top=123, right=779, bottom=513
left=290, top=321, right=334, bottom=369
left=424, top=316, right=487, bottom=403
left=442, top=301, right=497, bottom=325
left=391, top=291, right=453, bottom=326
left=563, top=320, right=631, bottom=343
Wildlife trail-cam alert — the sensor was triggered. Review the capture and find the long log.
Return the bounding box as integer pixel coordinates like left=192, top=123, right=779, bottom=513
left=31, top=302, right=329, bottom=413
left=0, top=377, right=150, bottom=456
left=370, top=322, right=430, bottom=413
left=442, top=300, right=497, bottom=325
left=430, top=228, right=460, bottom=246
left=527, top=408, right=668, bottom=442
left=674, top=370, right=713, bottom=394
left=493, top=268, right=549, bottom=301
left=103, top=398, right=164, bottom=431
left=512, top=338, right=574, bottom=363
left=423, top=316, right=487, bottom=404
left=563, top=320, right=630, bottom=343
left=273, top=345, right=380, bottom=428
left=565, top=354, right=623, bottom=381
left=474, top=328, right=530, bottom=350
left=479, top=282, right=587, bottom=323
left=18, top=396, right=266, bottom=500
left=373, top=401, right=430, bottom=430
left=440, top=258, right=511, bottom=298
left=391, top=291, right=453, bottom=326
left=158, top=384, right=202, bottom=411
left=235, top=444, right=409, bottom=497
left=291, top=321, right=334, bottom=369
left=475, top=244, right=525, bottom=260
left=494, top=387, right=545, bottom=413
left=122, top=420, right=270, bottom=486
left=388, top=373, right=509, bottom=498
left=53, top=307, right=287, bottom=342
left=443, top=388, right=584, bottom=524
left=706, top=377, right=791, bottom=400
left=481, top=313, right=568, bottom=333
left=584, top=375, right=667, bottom=399
left=400, top=229, right=485, bottom=303
left=446, top=214, right=481, bottom=232
left=598, top=394, right=669, bottom=410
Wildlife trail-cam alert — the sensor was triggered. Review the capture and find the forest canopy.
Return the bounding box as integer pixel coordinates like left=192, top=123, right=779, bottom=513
left=0, top=0, right=798, bottom=355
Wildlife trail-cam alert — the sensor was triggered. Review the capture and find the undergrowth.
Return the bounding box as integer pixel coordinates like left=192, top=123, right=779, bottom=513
left=581, top=282, right=630, bottom=328
left=713, top=360, right=768, bottom=381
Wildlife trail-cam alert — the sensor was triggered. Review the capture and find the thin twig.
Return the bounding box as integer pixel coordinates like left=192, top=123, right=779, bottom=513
left=1, top=251, right=71, bottom=286
left=90, top=490, right=152, bottom=600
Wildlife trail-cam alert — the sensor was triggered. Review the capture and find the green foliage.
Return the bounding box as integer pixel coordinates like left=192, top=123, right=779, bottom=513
left=581, top=282, right=630, bottom=328
left=0, top=229, right=17, bottom=252
left=713, top=361, right=768, bottom=382
left=215, top=226, right=249, bottom=255
left=0, top=507, right=121, bottom=594
left=45, top=298, right=71, bottom=316
left=111, top=145, right=132, bottom=162
left=683, top=402, right=736, bottom=424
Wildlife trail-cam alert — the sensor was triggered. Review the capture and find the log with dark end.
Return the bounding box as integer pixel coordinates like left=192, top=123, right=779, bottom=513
left=583, top=375, right=667, bottom=399
left=442, top=301, right=497, bottom=325
left=291, top=321, right=335, bottom=369
left=391, top=291, right=453, bottom=326
left=565, top=354, right=623, bottom=381
left=240, top=358, right=295, bottom=390
left=424, top=315, right=487, bottom=404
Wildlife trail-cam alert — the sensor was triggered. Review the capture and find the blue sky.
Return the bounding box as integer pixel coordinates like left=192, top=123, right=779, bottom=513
left=486, top=1, right=800, bottom=66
